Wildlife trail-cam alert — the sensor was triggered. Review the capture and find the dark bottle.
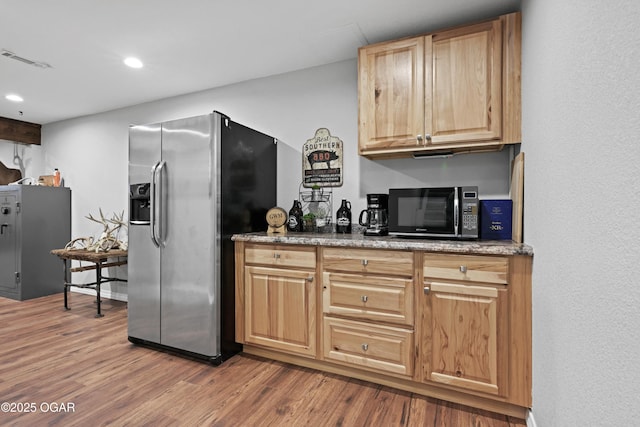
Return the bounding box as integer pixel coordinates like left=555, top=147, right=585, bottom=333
left=335, top=199, right=352, bottom=233
left=287, top=200, right=304, bottom=232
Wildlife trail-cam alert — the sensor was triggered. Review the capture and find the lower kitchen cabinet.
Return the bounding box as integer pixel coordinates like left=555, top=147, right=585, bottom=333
left=422, top=281, right=507, bottom=395
left=234, top=239, right=532, bottom=418
left=321, top=248, right=415, bottom=378
left=419, top=253, right=532, bottom=410
left=421, top=254, right=509, bottom=396
left=239, top=243, right=317, bottom=357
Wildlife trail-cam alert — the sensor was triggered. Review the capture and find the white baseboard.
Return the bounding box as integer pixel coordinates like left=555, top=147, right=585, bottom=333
left=527, top=410, right=537, bottom=427
left=70, top=287, right=128, bottom=302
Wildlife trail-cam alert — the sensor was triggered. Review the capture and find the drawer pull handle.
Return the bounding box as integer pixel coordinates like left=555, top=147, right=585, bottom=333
left=274, top=253, right=280, bottom=259
left=361, top=259, right=368, bottom=266
left=459, top=265, right=467, bottom=273
left=361, top=344, right=368, bottom=351
left=361, top=295, right=368, bottom=303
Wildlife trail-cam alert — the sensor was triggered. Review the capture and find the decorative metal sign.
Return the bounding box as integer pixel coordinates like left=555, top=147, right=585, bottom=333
left=302, top=128, right=343, bottom=187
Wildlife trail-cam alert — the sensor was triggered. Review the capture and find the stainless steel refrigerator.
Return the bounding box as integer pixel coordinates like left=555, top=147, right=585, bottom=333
left=127, top=111, right=277, bottom=364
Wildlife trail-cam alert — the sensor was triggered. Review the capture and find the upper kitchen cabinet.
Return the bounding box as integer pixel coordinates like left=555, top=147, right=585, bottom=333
left=358, top=12, right=521, bottom=158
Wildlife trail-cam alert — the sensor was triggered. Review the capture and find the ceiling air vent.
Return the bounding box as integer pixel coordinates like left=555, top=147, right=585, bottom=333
left=1, top=49, right=52, bottom=69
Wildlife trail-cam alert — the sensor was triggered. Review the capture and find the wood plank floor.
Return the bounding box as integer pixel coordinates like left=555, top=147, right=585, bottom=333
left=0, top=293, right=526, bottom=426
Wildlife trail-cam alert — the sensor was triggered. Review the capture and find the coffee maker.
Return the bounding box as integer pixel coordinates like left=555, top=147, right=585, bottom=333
left=359, top=193, right=389, bottom=236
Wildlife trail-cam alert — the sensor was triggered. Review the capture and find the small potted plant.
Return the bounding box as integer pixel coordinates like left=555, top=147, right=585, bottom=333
left=314, top=207, right=328, bottom=232
left=302, top=212, right=316, bottom=232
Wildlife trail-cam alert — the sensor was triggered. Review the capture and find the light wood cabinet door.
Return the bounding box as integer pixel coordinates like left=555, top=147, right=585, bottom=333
left=426, top=19, right=502, bottom=145
left=244, top=266, right=316, bottom=357
left=358, top=37, right=425, bottom=153
left=422, top=280, right=507, bottom=396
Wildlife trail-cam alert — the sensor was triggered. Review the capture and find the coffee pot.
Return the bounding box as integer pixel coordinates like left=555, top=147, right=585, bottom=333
left=359, top=193, right=389, bottom=236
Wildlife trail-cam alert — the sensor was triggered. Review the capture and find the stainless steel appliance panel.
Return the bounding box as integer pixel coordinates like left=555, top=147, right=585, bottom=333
left=159, top=114, right=218, bottom=356
left=128, top=123, right=162, bottom=343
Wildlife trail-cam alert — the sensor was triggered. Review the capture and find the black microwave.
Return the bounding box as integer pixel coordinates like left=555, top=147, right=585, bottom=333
left=388, top=186, right=479, bottom=239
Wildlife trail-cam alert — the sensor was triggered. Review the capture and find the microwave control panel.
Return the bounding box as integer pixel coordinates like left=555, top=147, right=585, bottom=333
left=460, top=187, right=479, bottom=238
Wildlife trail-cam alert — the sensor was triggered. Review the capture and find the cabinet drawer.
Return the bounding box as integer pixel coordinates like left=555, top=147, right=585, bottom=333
left=322, top=272, right=413, bottom=326
left=323, top=248, right=413, bottom=276
left=423, top=254, right=508, bottom=284
left=323, top=317, right=414, bottom=377
left=245, top=245, right=316, bottom=269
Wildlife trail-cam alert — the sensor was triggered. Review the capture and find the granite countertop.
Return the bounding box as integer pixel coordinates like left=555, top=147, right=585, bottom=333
left=232, top=231, right=533, bottom=257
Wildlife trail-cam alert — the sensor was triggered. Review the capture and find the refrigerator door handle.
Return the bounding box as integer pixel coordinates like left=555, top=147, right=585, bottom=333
left=150, top=161, right=164, bottom=247
left=156, top=160, right=166, bottom=246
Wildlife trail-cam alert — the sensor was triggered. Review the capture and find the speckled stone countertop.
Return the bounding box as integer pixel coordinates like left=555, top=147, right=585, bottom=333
left=232, top=232, right=533, bottom=256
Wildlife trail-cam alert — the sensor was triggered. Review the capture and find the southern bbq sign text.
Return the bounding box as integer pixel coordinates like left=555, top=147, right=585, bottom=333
left=302, top=128, right=343, bottom=187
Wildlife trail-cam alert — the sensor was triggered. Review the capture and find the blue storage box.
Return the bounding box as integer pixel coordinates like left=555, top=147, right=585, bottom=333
left=480, top=200, right=513, bottom=240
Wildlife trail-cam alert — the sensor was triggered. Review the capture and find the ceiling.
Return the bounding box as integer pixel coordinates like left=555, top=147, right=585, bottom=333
left=0, top=0, right=520, bottom=125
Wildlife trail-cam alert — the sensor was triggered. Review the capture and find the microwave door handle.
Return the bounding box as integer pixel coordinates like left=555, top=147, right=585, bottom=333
left=453, top=189, right=459, bottom=236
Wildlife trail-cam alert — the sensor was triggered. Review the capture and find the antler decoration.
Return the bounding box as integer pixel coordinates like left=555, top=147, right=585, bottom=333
left=64, top=209, right=128, bottom=252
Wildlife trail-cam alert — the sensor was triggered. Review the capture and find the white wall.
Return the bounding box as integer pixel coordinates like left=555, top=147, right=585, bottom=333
left=522, top=0, right=640, bottom=425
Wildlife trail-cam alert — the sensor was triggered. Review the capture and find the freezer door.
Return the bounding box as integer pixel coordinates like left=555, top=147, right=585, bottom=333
left=160, top=114, right=219, bottom=356
left=128, top=123, right=162, bottom=343
left=0, top=192, right=18, bottom=294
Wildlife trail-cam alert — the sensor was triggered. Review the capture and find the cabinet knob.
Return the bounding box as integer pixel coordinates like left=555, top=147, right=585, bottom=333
left=423, top=286, right=430, bottom=295
left=459, top=265, right=467, bottom=273
left=361, top=259, right=368, bottom=266
left=416, top=134, right=423, bottom=145
left=273, top=253, right=280, bottom=259
left=425, top=134, right=432, bottom=142
left=361, top=295, right=368, bottom=303
left=306, top=276, right=314, bottom=282
left=361, top=344, right=369, bottom=351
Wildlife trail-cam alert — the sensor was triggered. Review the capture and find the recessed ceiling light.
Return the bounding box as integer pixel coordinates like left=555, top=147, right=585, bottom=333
left=5, top=94, right=24, bottom=102
left=124, top=57, right=143, bottom=69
